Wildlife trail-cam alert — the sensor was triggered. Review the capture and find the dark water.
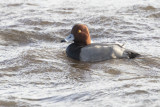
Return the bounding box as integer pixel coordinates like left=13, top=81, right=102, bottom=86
left=0, top=0, right=160, bottom=106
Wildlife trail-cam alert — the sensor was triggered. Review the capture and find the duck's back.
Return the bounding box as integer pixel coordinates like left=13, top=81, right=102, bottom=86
left=66, top=43, right=139, bottom=62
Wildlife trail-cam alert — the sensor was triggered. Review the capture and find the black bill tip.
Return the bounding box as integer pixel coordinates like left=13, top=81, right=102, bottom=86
left=61, top=39, right=66, bottom=43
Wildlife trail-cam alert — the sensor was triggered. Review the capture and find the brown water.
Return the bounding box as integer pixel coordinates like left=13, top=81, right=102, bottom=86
left=0, top=0, right=160, bottom=106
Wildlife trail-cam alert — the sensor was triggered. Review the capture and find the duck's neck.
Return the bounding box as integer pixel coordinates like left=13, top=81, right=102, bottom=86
left=74, top=36, right=91, bottom=45
left=86, top=36, right=91, bottom=45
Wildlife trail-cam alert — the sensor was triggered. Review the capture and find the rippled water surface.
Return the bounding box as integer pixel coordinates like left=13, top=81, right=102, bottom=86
left=0, top=0, right=160, bottom=106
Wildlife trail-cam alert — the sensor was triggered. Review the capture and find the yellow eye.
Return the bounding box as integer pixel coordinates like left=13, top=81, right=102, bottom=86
left=78, top=29, right=81, bottom=33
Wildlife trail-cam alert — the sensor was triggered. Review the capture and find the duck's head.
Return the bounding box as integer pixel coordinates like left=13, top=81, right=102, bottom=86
left=61, top=24, right=91, bottom=45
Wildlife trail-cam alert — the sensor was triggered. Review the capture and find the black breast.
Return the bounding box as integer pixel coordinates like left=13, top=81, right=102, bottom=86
left=66, top=43, right=84, bottom=60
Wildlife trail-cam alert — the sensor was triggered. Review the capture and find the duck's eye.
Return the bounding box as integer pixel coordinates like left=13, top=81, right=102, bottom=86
left=78, top=29, right=81, bottom=33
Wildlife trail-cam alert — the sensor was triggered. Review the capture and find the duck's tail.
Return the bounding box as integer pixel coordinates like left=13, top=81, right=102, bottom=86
left=125, top=50, right=140, bottom=59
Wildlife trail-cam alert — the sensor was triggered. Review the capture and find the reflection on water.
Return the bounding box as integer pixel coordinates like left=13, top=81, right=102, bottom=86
left=0, top=0, right=160, bottom=106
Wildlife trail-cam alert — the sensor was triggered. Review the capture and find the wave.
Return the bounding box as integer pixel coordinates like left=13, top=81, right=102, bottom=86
left=18, top=19, right=55, bottom=26
left=147, top=12, right=160, bottom=18
left=0, top=29, right=59, bottom=46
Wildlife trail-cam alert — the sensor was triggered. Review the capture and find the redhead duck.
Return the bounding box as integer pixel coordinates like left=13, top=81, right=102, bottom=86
left=61, top=24, right=140, bottom=62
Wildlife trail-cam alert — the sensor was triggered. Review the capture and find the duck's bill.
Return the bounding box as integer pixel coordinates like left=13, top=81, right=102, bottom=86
left=61, top=34, right=74, bottom=42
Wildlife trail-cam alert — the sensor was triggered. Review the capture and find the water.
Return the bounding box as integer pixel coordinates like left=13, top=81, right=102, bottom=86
left=0, top=0, right=160, bottom=106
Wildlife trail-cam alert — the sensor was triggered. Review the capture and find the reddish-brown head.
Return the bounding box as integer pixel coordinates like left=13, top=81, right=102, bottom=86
left=61, top=24, right=91, bottom=45
left=71, top=24, right=91, bottom=45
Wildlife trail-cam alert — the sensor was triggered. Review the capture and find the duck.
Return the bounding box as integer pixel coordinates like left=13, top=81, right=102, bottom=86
left=61, top=24, right=140, bottom=62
